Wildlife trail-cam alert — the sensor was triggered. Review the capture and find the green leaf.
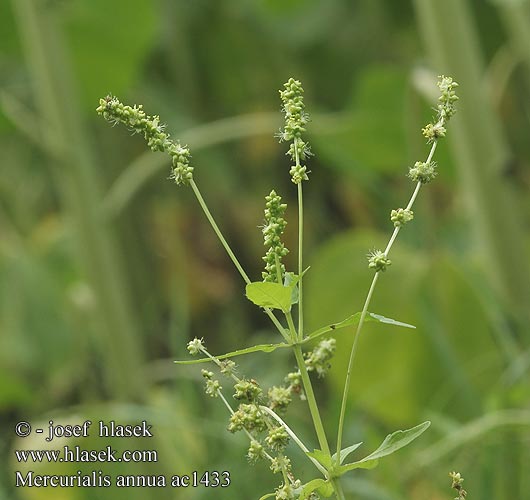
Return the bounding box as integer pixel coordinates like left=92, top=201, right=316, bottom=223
left=259, top=493, right=276, bottom=500
left=362, top=421, right=431, bottom=461
left=331, top=442, right=363, bottom=465
left=246, top=281, right=293, bottom=312
left=174, top=342, right=289, bottom=364
left=284, top=272, right=299, bottom=305
left=306, top=449, right=333, bottom=469
left=369, top=313, right=415, bottom=329
left=299, top=479, right=330, bottom=500
left=304, top=312, right=363, bottom=342
left=285, top=267, right=310, bottom=306
left=289, top=266, right=310, bottom=285
left=335, top=421, right=431, bottom=475
left=334, top=458, right=379, bottom=475
left=304, top=311, right=415, bottom=344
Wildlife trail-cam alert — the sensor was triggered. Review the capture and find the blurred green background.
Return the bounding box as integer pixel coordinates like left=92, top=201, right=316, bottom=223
left=1, top=0, right=529, bottom=499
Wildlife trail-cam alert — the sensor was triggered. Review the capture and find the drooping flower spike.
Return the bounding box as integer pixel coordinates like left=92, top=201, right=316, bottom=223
left=96, top=95, right=193, bottom=186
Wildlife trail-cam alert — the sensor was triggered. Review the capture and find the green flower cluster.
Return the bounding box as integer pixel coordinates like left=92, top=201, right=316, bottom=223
left=228, top=404, right=268, bottom=433
left=390, top=208, right=414, bottom=228
left=368, top=250, right=392, bottom=273
left=279, top=78, right=311, bottom=184
left=233, top=379, right=262, bottom=402
left=449, top=471, right=467, bottom=500
left=407, top=76, right=458, bottom=186
left=187, top=337, right=204, bottom=355
left=247, top=440, right=265, bottom=464
left=270, top=455, right=291, bottom=474
left=421, top=76, right=458, bottom=143
left=275, top=480, right=318, bottom=500
left=96, top=96, right=193, bottom=185
left=305, top=338, right=336, bottom=378
left=189, top=339, right=294, bottom=473
left=201, top=370, right=221, bottom=398
left=422, top=122, right=446, bottom=142
left=436, top=75, right=459, bottom=122
left=275, top=481, right=299, bottom=500
left=408, top=160, right=437, bottom=184
left=265, top=427, right=290, bottom=452
left=285, top=370, right=303, bottom=398
left=229, top=404, right=291, bottom=453
left=262, top=190, right=289, bottom=283
left=267, top=386, right=292, bottom=414
left=219, top=359, right=237, bottom=377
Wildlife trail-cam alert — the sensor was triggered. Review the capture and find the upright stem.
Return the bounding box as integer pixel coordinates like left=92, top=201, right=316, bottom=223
left=286, top=312, right=298, bottom=343
left=297, top=181, right=304, bottom=342
left=332, top=479, right=346, bottom=500
left=335, top=272, right=380, bottom=460
left=286, top=311, right=331, bottom=457
left=293, top=344, right=331, bottom=456
left=335, top=136, right=439, bottom=462
left=292, top=138, right=305, bottom=342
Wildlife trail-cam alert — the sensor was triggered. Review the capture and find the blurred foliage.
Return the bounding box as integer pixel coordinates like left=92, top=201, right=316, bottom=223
left=1, top=0, right=529, bottom=499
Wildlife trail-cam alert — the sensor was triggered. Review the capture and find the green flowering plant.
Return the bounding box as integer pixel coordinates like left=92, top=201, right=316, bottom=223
left=97, top=75, right=458, bottom=499
left=449, top=471, right=468, bottom=500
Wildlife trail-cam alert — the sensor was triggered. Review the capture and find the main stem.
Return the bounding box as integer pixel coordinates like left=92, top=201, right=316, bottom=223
left=288, top=174, right=336, bottom=477
left=332, top=478, right=346, bottom=500
left=285, top=310, right=330, bottom=455
left=297, top=181, right=304, bottom=342
left=292, top=138, right=305, bottom=342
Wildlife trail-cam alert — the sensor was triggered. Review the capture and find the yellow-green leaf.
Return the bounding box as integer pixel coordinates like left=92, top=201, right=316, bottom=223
left=246, top=281, right=293, bottom=312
